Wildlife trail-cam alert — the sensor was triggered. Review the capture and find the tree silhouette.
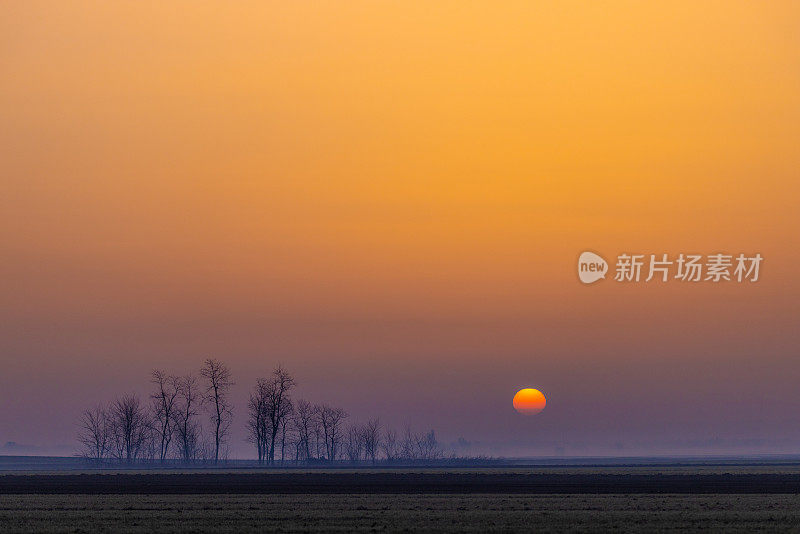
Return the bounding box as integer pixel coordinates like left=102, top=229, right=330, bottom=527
left=172, top=374, right=202, bottom=462
left=77, top=361, right=459, bottom=465
left=200, top=358, right=233, bottom=464
left=77, top=404, right=110, bottom=461
left=109, top=394, right=150, bottom=463
left=150, top=370, right=180, bottom=463
left=318, top=404, right=348, bottom=461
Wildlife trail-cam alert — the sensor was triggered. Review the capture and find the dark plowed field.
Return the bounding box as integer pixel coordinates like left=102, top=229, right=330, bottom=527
left=3, top=472, right=800, bottom=494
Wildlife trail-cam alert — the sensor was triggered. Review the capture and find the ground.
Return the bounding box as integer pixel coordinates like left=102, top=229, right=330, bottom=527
left=3, top=494, right=800, bottom=533
left=3, top=463, right=800, bottom=532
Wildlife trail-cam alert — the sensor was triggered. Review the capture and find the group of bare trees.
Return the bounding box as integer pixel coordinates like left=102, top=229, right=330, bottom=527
left=78, top=358, right=232, bottom=464
left=79, top=394, right=157, bottom=463
left=245, top=365, right=443, bottom=465
left=78, top=359, right=444, bottom=464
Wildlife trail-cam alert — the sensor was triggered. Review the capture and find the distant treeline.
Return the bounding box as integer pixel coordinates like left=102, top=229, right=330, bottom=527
left=77, top=359, right=455, bottom=465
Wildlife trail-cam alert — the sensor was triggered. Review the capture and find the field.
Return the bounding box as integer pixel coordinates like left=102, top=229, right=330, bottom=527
left=3, top=461, right=800, bottom=532
left=3, top=468, right=800, bottom=494
left=3, top=494, right=800, bottom=532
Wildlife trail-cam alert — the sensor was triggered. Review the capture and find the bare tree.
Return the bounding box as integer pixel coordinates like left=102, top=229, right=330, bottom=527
left=345, top=424, right=364, bottom=463
left=200, top=358, right=233, bottom=464
left=247, top=366, right=296, bottom=464
left=361, top=418, right=382, bottom=464
left=150, top=370, right=180, bottom=462
left=141, top=427, right=159, bottom=462
left=291, top=399, right=317, bottom=462
left=279, top=404, right=292, bottom=464
left=247, top=378, right=270, bottom=463
left=400, top=426, right=419, bottom=460
left=266, top=365, right=295, bottom=464
left=198, top=434, right=215, bottom=463
left=417, top=429, right=442, bottom=460
left=291, top=431, right=304, bottom=463
left=77, top=404, right=110, bottom=461
left=109, top=394, right=151, bottom=463
left=381, top=428, right=398, bottom=461
left=398, top=426, right=442, bottom=460
left=317, top=404, right=348, bottom=462
left=173, top=374, right=202, bottom=463
left=312, top=413, right=325, bottom=460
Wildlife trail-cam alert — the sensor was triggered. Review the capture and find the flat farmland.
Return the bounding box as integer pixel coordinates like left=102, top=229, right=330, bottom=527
left=3, top=469, right=800, bottom=494
left=3, top=466, right=800, bottom=532
left=3, top=494, right=800, bottom=533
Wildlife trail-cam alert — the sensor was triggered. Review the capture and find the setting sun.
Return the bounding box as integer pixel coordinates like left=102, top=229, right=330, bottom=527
left=513, top=388, right=546, bottom=415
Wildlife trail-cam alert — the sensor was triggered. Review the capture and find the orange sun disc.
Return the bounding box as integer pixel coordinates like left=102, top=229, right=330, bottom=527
left=513, top=388, right=546, bottom=415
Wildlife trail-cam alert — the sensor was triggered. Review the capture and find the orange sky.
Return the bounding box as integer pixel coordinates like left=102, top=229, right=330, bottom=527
left=1, top=2, right=799, bottom=456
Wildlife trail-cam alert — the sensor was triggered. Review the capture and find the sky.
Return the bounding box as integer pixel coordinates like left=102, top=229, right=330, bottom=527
left=1, top=1, right=799, bottom=457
